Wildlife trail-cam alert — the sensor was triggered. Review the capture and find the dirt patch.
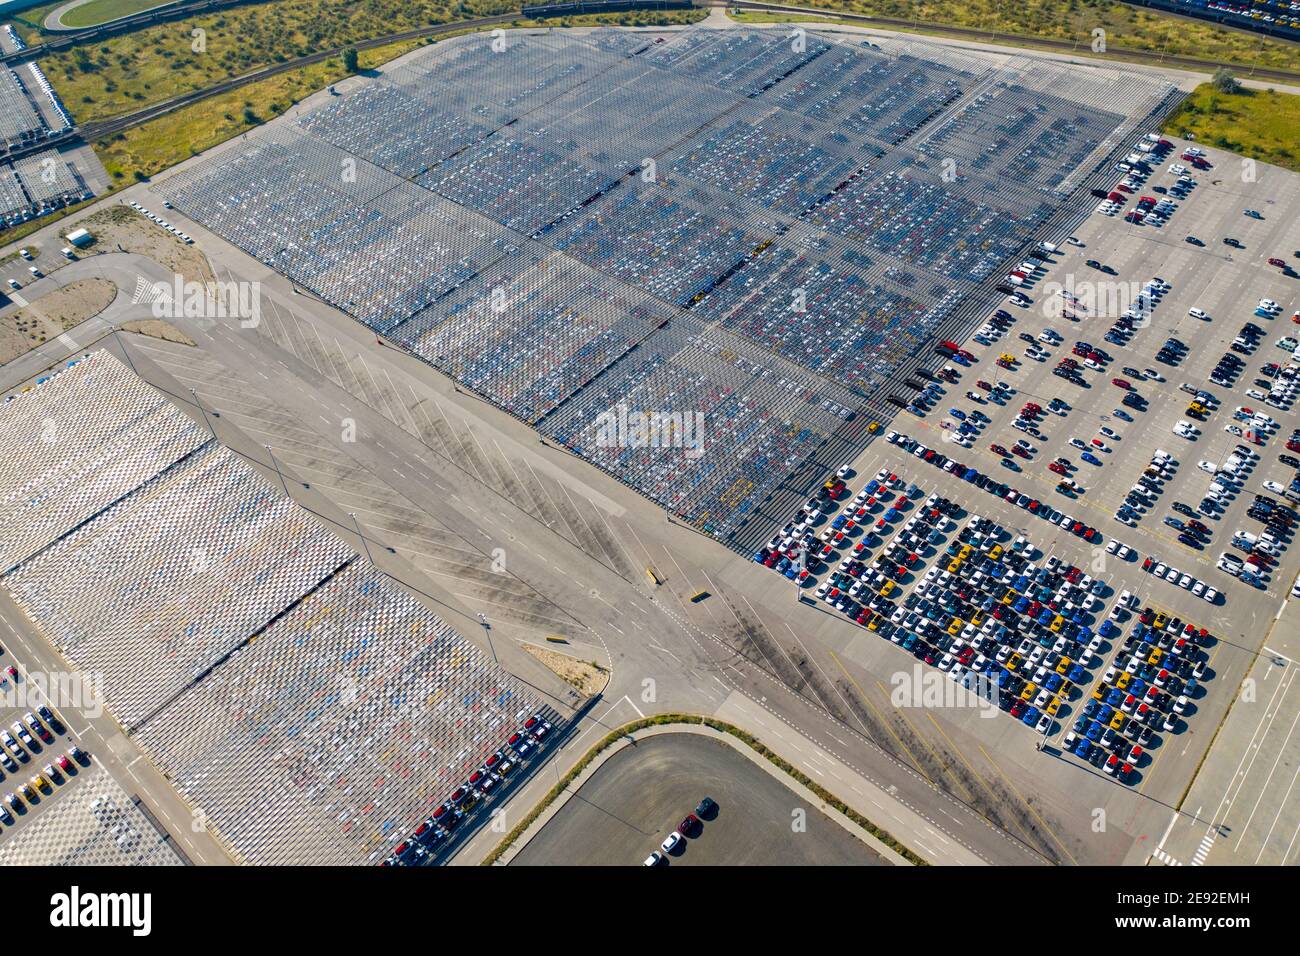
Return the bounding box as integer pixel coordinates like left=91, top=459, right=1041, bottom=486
left=69, top=206, right=214, bottom=284
left=0, top=278, right=117, bottom=364
left=522, top=643, right=609, bottom=698
left=119, top=318, right=195, bottom=346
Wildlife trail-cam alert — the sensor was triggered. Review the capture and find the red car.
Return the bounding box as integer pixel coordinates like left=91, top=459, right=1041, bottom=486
left=1048, top=462, right=1067, bottom=475
left=1111, top=378, right=1131, bottom=390
left=1268, top=257, right=1286, bottom=267
left=990, top=443, right=1009, bottom=457
left=976, top=380, right=992, bottom=391
left=1011, top=446, right=1030, bottom=459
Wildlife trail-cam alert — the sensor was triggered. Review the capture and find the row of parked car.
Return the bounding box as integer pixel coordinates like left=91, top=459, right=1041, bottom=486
left=887, top=510, right=1120, bottom=734
left=885, top=430, right=1101, bottom=543
left=1061, top=605, right=1215, bottom=782
left=382, top=711, right=554, bottom=866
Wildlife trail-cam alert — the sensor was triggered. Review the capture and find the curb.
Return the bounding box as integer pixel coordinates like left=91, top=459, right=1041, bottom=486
left=489, top=716, right=918, bottom=866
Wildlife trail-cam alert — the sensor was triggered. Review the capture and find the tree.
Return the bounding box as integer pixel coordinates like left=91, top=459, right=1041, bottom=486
left=342, top=47, right=359, bottom=73
left=1211, top=68, right=1239, bottom=95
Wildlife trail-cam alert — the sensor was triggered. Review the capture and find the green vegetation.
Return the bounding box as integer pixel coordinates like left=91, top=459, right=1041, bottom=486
left=482, top=714, right=927, bottom=866
left=5, top=2, right=65, bottom=44
left=1165, top=83, right=1300, bottom=172
left=92, top=35, right=424, bottom=183
left=341, top=45, right=358, bottom=73
left=1211, top=66, right=1241, bottom=94
left=40, top=0, right=516, bottom=124
left=729, top=1, right=1300, bottom=74
left=58, top=0, right=177, bottom=29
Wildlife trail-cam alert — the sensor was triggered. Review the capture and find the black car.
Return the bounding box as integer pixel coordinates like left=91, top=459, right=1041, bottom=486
left=1184, top=235, right=1203, bottom=246
left=1280, top=454, right=1299, bottom=468
left=1085, top=259, right=1102, bottom=269
left=1224, top=237, right=1243, bottom=248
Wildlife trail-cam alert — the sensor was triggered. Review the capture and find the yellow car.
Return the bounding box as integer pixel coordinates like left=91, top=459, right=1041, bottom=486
left=1049, top=614, right=1064, bottom=632
left=1020, top=682, right=1038, bottom=702
left=947, top=559, right=962, bottom=573
left=1109, top=713, right=1126, bottom=731
left=1148, top=648, right=1164, bottom=666
left=1055, top=658, right=1071, bottom=676
left=31, top=774, right=50, bottom=793
left=866, top=614, right=880, bottom=632
left=1001, top=592, right=1016, bottom=605
left=1154, top=612, right=1168, bottom=629
left=947, top=620, right=963, bottom=636
left=879, top=580, right=896, bottom=598
left=1091, top=684, right=1106, bottom=700
left=1045, top=696, right=1062, bottom=716
left=988, top=544, right=1003, bottom=560
left=1007, top=653, right=1022, bottom=672
left=1115, top=672, right=1131, bottom=690
left=19, top=783, right=35, bottom=802
left=867, top=421, right=881, bottom=433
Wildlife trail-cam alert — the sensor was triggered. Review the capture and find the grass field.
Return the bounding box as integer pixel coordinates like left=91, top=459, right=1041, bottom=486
left=57, top=0, right=177, bottom=29
left=39, top=0, right=514, bottom=124
left=732, top=1, right=1300, bottom=74
left=92, top=35, right=426, bottom=183
left=1164, top=83, right=1300, bottom=172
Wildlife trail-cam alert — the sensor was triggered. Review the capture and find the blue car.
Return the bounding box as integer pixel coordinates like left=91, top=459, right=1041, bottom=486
left=831, top=515, right=847, bottom=530
left=1022, top=706, right=1041, bottom=726
left=1081, top=451, right=1102, bottom=465
left=1086, top=720, right=1104, bottom=741
left=1045, top=673, right=1063, bottom=692
left=1082, top=699, right=1099, bottom=719
left=949, top=408, right=967, bottom=420
left=1075, top=739, right=1093, bottom=760
left=1068, top=664, right=1087, bottom=683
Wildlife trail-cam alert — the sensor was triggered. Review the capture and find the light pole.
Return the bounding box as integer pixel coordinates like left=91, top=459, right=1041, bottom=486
left=349, top=512, right=373, bottom=563
left=478, top=612, right=497, bottom=663
left=266, top=444, right=288, bottom=496
left=190, top=388, right=215, bottom=438
left=112, top=327, right=140, bottom=377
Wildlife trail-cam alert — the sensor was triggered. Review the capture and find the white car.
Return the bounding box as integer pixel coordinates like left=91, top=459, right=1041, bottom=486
left=1178, top=573, right=1193, bottom=589
left=1164, top=566, right=1180, bottom=583
left=5, top=278, right=18, bottom=290
left=661, top=832, right=683, bottom=853
left=1202, top=587, right=1218, bottom=603
left=1196, top=460, right=1217, bottom=474
left=1263, top=480, right=1286, bottom=494
left=643, top=852, right=663, bottom=866
left=1169, top=164, right=1186, bottom=174
left=1187, top=307, right=1207, bottom=320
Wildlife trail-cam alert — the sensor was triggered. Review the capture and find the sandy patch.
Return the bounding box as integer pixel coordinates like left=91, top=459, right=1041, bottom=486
left=1, top=278, right=117, bottom=364
left=70, top=206, right=214, bottom=284
left=119, top=318, right=196, bottom=346
left=522, top=643, right=610, bottom=698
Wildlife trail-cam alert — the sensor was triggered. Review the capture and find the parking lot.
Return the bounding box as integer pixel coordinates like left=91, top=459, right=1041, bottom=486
left=744, top=130, right=1299, bottom=841
left=511, top=732, right=887, bottom=866
left=0, top=652, right=95, bottom=845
